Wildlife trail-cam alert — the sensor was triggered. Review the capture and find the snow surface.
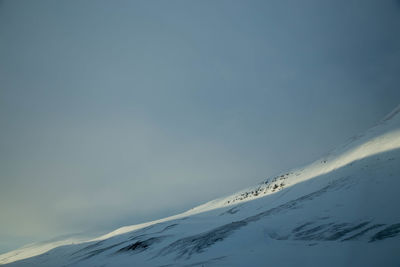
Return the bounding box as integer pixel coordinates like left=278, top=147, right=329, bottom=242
left=1, top=104, right=400, bottom=266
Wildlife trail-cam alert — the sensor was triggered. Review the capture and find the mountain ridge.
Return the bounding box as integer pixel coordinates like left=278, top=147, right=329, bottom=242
left=1, top=104, right=400, bottom=266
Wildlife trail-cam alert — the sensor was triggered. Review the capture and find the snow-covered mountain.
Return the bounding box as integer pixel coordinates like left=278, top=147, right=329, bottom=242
left=1, top=105, right=400, bottom=267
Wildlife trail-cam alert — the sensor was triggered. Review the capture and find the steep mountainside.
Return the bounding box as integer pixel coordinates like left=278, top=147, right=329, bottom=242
left=1, top=105, right=400, bottom=266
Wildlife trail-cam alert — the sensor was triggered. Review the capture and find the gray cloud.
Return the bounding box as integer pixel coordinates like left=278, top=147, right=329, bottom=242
left=0, top=0, right=399, bottom=253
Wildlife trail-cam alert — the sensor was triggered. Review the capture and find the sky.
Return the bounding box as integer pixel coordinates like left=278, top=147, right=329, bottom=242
left=1, top=0, right=400, bottom=254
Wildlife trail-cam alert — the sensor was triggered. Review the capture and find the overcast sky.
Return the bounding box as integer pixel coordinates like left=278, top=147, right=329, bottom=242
left=1, top=0, right=400, bottom=253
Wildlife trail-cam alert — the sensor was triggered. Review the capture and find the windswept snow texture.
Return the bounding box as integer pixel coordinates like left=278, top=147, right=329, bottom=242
left=1, top=105, right=400, bottom=267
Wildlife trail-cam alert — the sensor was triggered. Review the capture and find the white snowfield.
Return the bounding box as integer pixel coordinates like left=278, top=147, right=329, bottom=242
left=1, top=105, right=400, bottom=266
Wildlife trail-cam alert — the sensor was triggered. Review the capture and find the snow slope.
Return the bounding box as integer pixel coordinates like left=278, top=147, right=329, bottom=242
left=1, top=105, right=400, bottom=266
